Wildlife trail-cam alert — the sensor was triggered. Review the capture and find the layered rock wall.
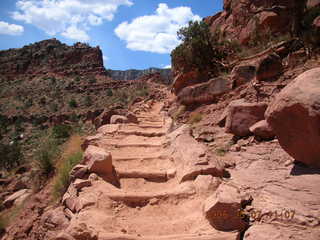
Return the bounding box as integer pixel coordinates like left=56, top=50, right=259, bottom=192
left=0, top=39, right=107, bottom=79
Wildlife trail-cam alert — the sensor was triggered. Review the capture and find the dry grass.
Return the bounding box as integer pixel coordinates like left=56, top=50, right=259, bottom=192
left=52, top=135, right=84, bottom=199
left=187, top=112, right=203, bottom=125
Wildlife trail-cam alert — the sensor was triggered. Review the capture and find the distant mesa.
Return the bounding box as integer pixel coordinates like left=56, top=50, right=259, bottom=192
left=108, top=68, right=172, bottom=84
left=0, top=38, right=172, bottom=82
left=0, top=38, right=108, bottom=79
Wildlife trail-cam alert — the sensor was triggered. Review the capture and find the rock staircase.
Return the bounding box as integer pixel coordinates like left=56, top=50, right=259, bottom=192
left=58, top=100, right=238, bottom=240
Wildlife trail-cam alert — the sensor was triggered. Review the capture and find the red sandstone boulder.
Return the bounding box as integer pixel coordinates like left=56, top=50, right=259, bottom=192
left=204, top=184, right=247, bottom=231
left=266, top=68, right=320, bottom=167
left=249, top=120, right=275, bottom=140
left=231, top=65, right=256, bottom=88
left=255, top=54, right=283, bottom=82
left=177, top=77, right=231, bottom=105
left=172, top=70, right=208, bottom=94
left=231, top=54, right=283, bottom=89
left=225, top=100, right=268, bottom=137
left=93, top=109, right=118, bottom=129
left=83, top=145, right=113, bottom=175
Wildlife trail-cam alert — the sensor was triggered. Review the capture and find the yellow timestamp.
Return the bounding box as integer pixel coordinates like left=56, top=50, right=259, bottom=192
left=238, top=209, right=295, bottom=221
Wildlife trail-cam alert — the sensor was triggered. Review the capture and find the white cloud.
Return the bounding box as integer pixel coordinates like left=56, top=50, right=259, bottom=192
left=115, top=3, right=201, bottom=54
left=61, top=25, right=89, bottom=41
left=12, top=0, right=133, bottom=41
left=163, top=65, right=171, bottom=69
left=0, top=21, right=24, bottom=35
left=103, top=55, right=108, bottom=61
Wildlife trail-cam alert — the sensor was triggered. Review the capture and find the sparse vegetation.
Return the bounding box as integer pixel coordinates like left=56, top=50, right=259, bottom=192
left=171, top=20, right=231, bottom=74
left=0, top=142, right=23, bottom=171
left=69, top=98, right=78, bottom=108
left=53, top=151, right=83, bottom=199
left=187, top=112, right=203, bottom=125
left=52, top=124, right=72, bottom=139
left=109, top=82, right=150, bottom=107
left=34, top=137, right=59, bottom=177
left=215, top=147, right=229, bottom=157
left=106, top=88, right=113, bottom=97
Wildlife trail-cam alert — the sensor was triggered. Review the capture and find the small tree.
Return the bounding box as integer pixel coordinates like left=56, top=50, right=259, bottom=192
left=171, top=20, right=228, bottom=73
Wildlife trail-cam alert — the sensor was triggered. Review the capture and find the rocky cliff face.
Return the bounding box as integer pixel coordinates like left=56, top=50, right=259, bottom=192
left=205, top=0, right=308, bottom=45
left=0, top=39, right=107, bottom=79
left=109, top=68, right=172, bottom=83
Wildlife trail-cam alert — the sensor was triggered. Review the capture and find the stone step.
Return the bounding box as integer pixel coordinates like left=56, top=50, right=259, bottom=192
left=116, top=169, right=169, bottom=182
left=106, top=183, right=196, bottom=204
left=121, top=124, right=164, bottom=130
left=97, top=124, right=166, bottom=137
left=117, top=129, right=166, bottom=137
left=99, top=233, right=237, bottom=240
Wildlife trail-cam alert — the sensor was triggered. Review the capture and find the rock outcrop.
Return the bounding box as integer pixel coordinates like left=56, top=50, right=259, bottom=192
left=204, top=184, right=247, bottom=231
left=266, top=67, right=320, bottom=167
left=231, top=53, right=283, bottom=88
left=177, top=77, right=231, bottom=105
left=206, top=0, right=306, bottom=44
left=249, top=120, right=275, bottom=140
left=0, top=39, right=107, bottom=79
left=225, top=100, right=268, bottom=137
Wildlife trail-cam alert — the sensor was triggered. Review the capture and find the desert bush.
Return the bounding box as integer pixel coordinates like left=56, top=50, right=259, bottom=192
left=52, top=124, right=72, bottom=139
left=53, top=151, right=83, bottom=199
left=34, top=138, right=59, bottom=176
left=0, top=142, right=23, bottom=171
left=24, top=99, right=33, bottom=108
left=68, top=98, right=78, bottom=108
left=106, top=88, right=113, bottom=97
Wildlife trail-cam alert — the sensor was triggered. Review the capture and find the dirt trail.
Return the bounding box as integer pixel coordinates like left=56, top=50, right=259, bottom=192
left=69, top=99, right=237, bottom=240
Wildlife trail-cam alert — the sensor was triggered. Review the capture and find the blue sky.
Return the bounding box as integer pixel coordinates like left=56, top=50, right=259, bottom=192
left=0, top=0, right=222, bottom=70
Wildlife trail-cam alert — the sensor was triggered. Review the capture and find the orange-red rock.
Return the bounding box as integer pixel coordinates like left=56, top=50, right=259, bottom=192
left=266, top=68, right=320, bottom=167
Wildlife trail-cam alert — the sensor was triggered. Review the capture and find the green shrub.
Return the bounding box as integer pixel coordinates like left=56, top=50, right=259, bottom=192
left=34, top=138, right=59, bottom=176
left=171, top=20, right=228, bottom=73
left=52, top=125, right=72, bottom=139
left=106, top=88, right=113, bottom=97
left=68, top=98, right=78, bottom=108
left=215, top=147, right=229, bottom=157
left=24, top=99, right=33, bottom=108
left=0, top=142, right=23, bottom=171
left=53, top=151, right=83, bottom=199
